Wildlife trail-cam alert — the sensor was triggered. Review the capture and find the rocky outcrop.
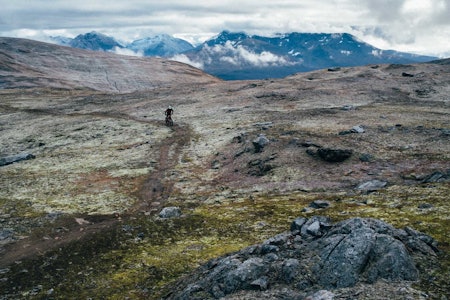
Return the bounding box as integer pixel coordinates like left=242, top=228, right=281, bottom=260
left=316, top=148, right=353, bottom=162
left=252, top=134, right=270, bottom=153
left=0, top=153, right=35, bottom=167
left=163, top=217, right=439, bottom=299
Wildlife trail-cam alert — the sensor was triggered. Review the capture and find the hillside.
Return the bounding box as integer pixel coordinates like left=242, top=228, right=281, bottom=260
left=0, top=38, right=449, bottom=299
left=0, top=37, right=219, bottom=92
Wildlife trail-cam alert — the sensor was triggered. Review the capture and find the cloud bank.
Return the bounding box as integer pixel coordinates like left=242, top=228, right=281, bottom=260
left=1, top=0, right=449, bottom=57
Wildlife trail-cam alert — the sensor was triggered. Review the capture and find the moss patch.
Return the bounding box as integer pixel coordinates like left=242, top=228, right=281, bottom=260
left=2, top=181, right=448, bottom=299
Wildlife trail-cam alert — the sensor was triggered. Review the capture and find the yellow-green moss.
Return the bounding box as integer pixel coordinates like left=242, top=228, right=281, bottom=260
left=3, top=182, right=449, bottom=299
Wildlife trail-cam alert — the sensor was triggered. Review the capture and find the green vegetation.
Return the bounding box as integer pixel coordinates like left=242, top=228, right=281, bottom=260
left=3, top=183, right=448, bottom=299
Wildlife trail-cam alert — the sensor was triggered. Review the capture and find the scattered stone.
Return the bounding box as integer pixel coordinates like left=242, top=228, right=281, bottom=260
left=357, top=180, right=387, bottom=192
left=281, top=258, right=300, bottom=283
left=159, top=207, right=182, bottom=219
left=211, top=160, right=221, bottom=169
left=309, top=200, right=330, bottom=209
left=252, top=134, right=269, bottom=153
left=46, top=211, right=64, bottom=221
left=253, top=122, right=273, bottom=130
left=0, top=229, right=14, bottom=241
left=290, top=217, right=307, bottom=232
left=359, top=153, right=374, bottom=162
left=0, top=153, right=35, bottom=167
left=338, top=130, right=352, bottom=135
left=341, top=105, right=355, bottom=111
left=300, top=141, right=321, bottom=148
left=415, top=87, right=435, bottom=97
left=306, top=148, right=317, bottom=157
left=317, top=148, right=353, bottom=162
left=247, top=154, right=277, bottom=176
left=232, top=133, right=246, bottom=143
left=339, top=125, right=364, bottom=135
left=440, top=129, right=450, bottom=137
left=74, top=218, right=90, bottom=225
left=402, top=72, right=414, bottom=77
left=328, top=67, right=341, bottom=72
left=351, top=125, right=365, bottom=133
left=421, top=170, right=449, bottom=183
left=250, top=276, right=269, bottom=290
left=300, top=216, right=331, bottom=238
left=301, top=207, right=314, bottom=213
left=305, top=220, right=321, bottom=236
left=418, top=203, right=433, bottom=209
left=305, top=290, right=335, bottom=300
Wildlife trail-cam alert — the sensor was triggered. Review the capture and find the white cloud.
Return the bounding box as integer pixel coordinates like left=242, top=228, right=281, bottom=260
left=170, top=54, right=204, bottom=69
left=204, top=41, right=294, bottom=67
left=111, top=47, right=143, bottom=57
left=0, top=0, right=449, bottom=57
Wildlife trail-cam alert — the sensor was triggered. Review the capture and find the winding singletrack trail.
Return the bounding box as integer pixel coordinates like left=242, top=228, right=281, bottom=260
left=0, top=107, right=192, bottom=267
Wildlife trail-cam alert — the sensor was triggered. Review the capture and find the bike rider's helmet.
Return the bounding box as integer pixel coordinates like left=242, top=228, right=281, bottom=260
left=168, top=105, right=173, bottom=110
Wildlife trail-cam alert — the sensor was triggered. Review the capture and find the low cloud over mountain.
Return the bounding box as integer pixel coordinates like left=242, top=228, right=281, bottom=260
left=50, top=30, right=437, bottom=80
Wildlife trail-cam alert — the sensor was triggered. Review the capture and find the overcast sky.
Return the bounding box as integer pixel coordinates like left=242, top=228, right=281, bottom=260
left=0, top=0, right=449, bottom=57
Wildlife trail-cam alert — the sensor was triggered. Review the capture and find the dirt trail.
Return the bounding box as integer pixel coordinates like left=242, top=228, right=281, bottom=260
left=0, top=109, right=192, bottom=267
left=133, top=122, right=191, bottom=212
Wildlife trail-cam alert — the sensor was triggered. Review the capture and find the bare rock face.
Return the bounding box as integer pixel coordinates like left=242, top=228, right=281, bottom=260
left=163, top=217, right=439, bottom=299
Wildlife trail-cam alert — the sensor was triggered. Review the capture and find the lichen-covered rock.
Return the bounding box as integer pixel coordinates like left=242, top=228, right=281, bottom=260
left=356, top=179, right=387, bottom=192
left=162, top=217, right=439, bottom=299
left=159, top=207, right=182, bottom=218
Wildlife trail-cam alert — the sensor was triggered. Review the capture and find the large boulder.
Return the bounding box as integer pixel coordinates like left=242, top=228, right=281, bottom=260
left=163, top=217, right=439, bottom=299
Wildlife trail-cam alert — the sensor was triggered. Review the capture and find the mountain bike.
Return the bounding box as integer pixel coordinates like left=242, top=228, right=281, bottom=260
left=165, top=115, right=173, bottom=126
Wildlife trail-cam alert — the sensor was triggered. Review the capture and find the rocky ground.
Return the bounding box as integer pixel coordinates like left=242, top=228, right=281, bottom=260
left=0, top=39, right=449, bottom=299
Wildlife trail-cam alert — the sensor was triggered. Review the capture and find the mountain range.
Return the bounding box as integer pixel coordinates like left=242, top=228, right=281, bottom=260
left=50, top=31, right=437, bottom=80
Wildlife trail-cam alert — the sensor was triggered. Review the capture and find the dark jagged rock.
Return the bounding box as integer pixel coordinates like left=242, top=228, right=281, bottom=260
left=316, top=148, right=353, bottom=162
left=252, top=134, right=269, bottom=153
left=420, top=170, right=449, bottom=183
left=163, top=217, right=439, bottom=299
left=359, top=153, right=374, bottom=162
left=309, top=200, right=330, bottom=209
left=0, top=153, right=35, bottom=167
left=247, top=154, right=277, bottom=176
left=338, top=125, right=364, bottom=135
